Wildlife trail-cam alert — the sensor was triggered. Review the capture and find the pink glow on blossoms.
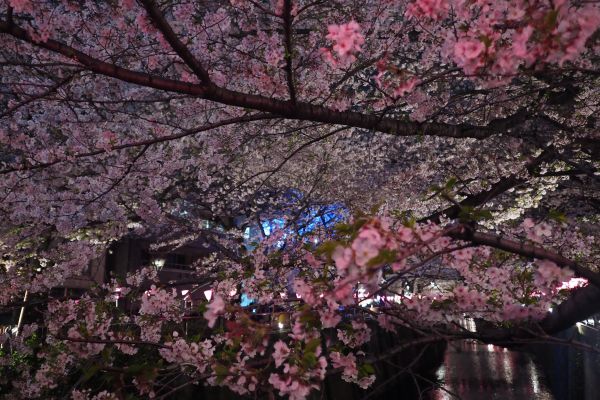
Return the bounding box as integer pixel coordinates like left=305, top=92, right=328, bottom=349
left=323, top=20, right=364, bottom=65
left=441, top=1, right=600, bottom=75
left=332, top=246, right=353, bottom=272
left=534, top=259, right=574, bottom=288
left=272, top=340, right=290, bottom=367
left=522, top=218, right=552, bottom=243
left=454, top=39, right=486, bottom=74
left=406, top=0, right=449, bottom=21
left=512, top=26, right=534, bottom=59
left=268, top=374, right=311, bottom=400
left=139, top=285, right=181, bottom=321
left=351, top=226, right=385, bottom=267
left=552, top=5, right=600, bottom=66
left=8, top=0, right=33, bottom=13
left=203, top=294, right=225, bottom=328
left=393, top=77, right=420, bottom=98
left=330, top=351, right=358, bottom=382
left=337, top=321, right=371, bottom=348
left=327, top=21, right=364, bottom=57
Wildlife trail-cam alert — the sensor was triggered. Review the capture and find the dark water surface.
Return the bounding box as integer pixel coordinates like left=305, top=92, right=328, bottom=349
left=427, top=340, right=554, bottom=400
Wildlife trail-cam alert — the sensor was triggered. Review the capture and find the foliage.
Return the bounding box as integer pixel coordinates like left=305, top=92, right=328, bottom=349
left=0, top=0, right=599, bottom=398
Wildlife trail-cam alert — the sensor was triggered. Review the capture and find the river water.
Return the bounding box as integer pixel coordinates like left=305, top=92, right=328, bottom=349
left=427, top=340, right=554, bottom=400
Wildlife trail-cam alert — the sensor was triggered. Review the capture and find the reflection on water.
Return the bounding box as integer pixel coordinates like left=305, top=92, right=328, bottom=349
left=428, top=340, right=554, bottom=400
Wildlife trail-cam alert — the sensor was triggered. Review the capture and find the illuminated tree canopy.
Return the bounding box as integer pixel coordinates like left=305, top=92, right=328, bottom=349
left=0, top=0, right=599, bottom=398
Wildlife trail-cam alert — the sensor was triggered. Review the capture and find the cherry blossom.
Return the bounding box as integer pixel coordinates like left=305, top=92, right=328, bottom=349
left=0, top=0, right=598, bottom=398
left=203, top=294, right=225, bottom=328
left=272, top=340, right=291, bottom=367
left=323, top=20, right=365, bottom=64
left=406, top=0, right=449, bottom=21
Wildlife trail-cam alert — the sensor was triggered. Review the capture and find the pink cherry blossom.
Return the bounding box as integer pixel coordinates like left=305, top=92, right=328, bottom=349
left=406, top=0, right=449, bottom=21
left=0, top=1, right=598, bottom=398
left=272, top=340, right=290, bottom=367
left=332, top=246, right=353, bottom=272
left=393, top=77, right=420, bottom=98
left=325, top=20, right=365, bottom=63
left=512, top=25, right=534, bottom=58
left=203, top=294, right=225, bottom=328
left=351, top=226, right=385, bottom=266
left=454, top=39, right=486, bottom=73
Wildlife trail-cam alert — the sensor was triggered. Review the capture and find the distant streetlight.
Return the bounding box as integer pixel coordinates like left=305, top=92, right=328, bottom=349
left=114, top=287, right=123, bottom=307
left=152, top=258, right=165, bottom=270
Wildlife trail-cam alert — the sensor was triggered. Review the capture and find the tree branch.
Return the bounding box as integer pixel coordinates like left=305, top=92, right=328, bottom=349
left=0, top=114, right=276, bottom=175
left=421, top=148, right=556, bottom=223
left=472, top=285, right=600, bottom=340
left=282, top=0, right=297, bottom=104
left=0, top=21, right=207, bottom=95
left=57, top=335, right=172, bottom=349
left=452, top=227, right=600, bottom=289
left=0, top=73, right=77, bottom=119
left=0, top=20, right=530, bottom=140
left=139, top=0, right=212, bottom=84
left=86, top=144, right=150, bottom=205
left=538, top=285, right=600, bottom=334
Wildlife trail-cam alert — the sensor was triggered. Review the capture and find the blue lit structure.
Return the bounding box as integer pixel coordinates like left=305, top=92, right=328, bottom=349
left=240, top=202, right=346, bottom=306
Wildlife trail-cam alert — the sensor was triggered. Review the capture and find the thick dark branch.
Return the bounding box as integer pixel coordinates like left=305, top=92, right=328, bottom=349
left=282, top=0, right=297, bottom=103
left=452, top=228, right=600, bottom=289
left=208, top=85, right=496, bottom=139
left=539, top=285, right=600, bottom=333
left=474, top=285, right=600, bottom=341
left=534, top=169, right=594, bottom=177
left=421, top=148, right=555, bottom=223
left=139, top=0, right=212, bottom=84
left=0, top=21, right=207, bottom=95
left=6, top=6, right=13, bottom=28
left=0, top=21, right=523, bottom=140
left=557, top=154, right=600, bottom=183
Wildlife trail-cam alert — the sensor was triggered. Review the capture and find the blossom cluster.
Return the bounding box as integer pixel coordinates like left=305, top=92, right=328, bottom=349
left=321, top=20, right=365, bottom=65
left=0, top=0, right=598, bottom=398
